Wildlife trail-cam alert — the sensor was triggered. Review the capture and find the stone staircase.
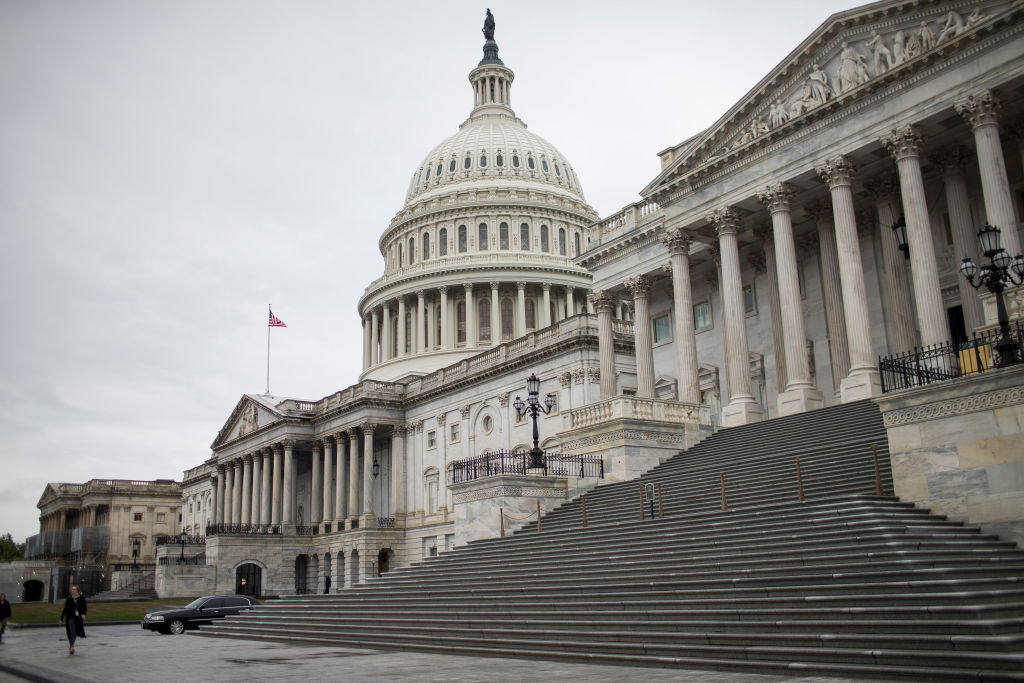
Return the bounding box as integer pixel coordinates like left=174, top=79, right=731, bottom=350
left=90, top=571, right=157, bottom=602
left=199, top=400, right=1024, bottom=681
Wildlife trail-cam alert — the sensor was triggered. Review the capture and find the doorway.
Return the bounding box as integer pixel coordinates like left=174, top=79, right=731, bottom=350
left=235, top=563, right=262, bottom=598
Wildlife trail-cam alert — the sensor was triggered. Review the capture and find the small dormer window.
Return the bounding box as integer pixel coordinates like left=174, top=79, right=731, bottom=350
left=480, top=154, right=487, bottom=167
left=449, top=159, right=457, bottom=173
left=464, top=156, right=471, bottom=170
left=512, top=154, right=520, bottom=168
left=436, top=163, right=442, bottom=177
left=554, top=164, right=561, bottom=177
left=527, top=156, right=535, bottom=170
left=541, top=159, right=549, bottom=173
left=425, top=168, right=430, bottom=181
left=496, top=154, right=504, bottom=167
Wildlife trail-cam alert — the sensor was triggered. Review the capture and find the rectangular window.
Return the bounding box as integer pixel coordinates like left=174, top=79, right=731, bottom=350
left=133, top=512, right=143, bottom=522
left=423, top=536, right=437, bottom=556
left=652, top=313, right=671, bottom=344
left=427, top=481, right=438, bottom=514
left=694, top=301, right=712, bottom=332
left=450, top=423, right=460, bottom=442
left=427, top=430, right=437, bottom=449
left=743, top=285, right=757, bottom=315
left=156, top=512, right=166, bottom=522
left=478, top=223, right=488, bottom=250
left=499, top=222, right=509, bottom=250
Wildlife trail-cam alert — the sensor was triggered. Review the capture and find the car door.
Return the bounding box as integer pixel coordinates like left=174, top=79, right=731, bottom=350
left=197, top=597, right=225, bottom=625
left=223, top=597, right=252, bottom=616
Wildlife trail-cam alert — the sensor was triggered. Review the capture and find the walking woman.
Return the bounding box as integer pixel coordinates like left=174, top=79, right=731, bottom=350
left=59, top=585, right=87, bottom=655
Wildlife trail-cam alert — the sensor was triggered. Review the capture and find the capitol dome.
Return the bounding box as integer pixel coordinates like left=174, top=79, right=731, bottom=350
left=358, top=17, right=600, bottom=383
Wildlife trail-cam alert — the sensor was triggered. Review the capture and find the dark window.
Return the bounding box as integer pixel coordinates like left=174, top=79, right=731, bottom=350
left=409, top=237, right=415, bottom=264
left=520, top=223, right=529, bottom=250
left=512, top=155, right=520, bottom=168
left=501, top=298, right=514, bottom=340
left=480, top=155, right=487, bottom=167
left=425, top=167, right=430, bottom=181
left=540, top=225, right=549, bottom=252
left=542, top=159, right=549, bottom=173
left=423, top=232, right=430, bottom=260
left=574, top=232, right=581, bottom=256
left=555, top=163, right=561, bottom=176
left=226, top=597, right=250, bottom=608
left=439, top=228, right=448, bottom=256
left=478, top=223, right=488, bottom=250
left=496, top=154, right=504, bottom=167
left=527, top=156, right=535, bottom=170
left=499, top=222, right=509, bottom=250
left=203, top=598, right=225, bottom=609
left=436, top=163, right=443, bottom=176
left=558, top=228, right=566, bottom=255
left=458, top=225, right=467, bottom=253
left=464, top=156, right=471, bottom=170
left=449, top=159, right=456, bottom=173
left=457, top=301, right=466, bottom=343
left=525, top=299, right=536, bottom=329
left=478, top=298, right=490, bottom=341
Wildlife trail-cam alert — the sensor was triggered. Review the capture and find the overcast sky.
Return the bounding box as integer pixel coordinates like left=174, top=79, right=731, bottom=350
left=0, top=0, right=857, bottom=542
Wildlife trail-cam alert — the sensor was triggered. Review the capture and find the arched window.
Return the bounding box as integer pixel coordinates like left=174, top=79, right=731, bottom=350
left=496, top=154, right=504, bottom=167
left=405, top=310, right=413, bottom=352
left=463, top=156, right=471, bottom=170
left=456, top=300, right=466, bottom=344
left=525, top=299, right=536, bottom=330
left=436, top=162, right=442, bottom=177
left=499, top=222, right=509, bottom=250
left=512, top=154, right=520, bottom=168
left=478, top=298, right=491, bottom=341
left=527, top=156, right=536, bottom=170
left=449, top=159, right=456, bottom=173
left=439, top=228, right=448, bottom=256
left=391, top=314, right=398, bottom=354
left=434, top=306, right=441, bottom=348
left=558, top=228, right=566, bottom=255
left=478, top=223, right=488, bottom=251
left=480, top=154, right=487, bottom=167
left=425, top=167, right=430, bottom=181
left=423, top=232, right=430, bottom=260
left=520, top=223, right=530, bottom=251
left=458, top=225, right=467, bottom=253
left=409, top=237, right=415, bottom=264
left=574, top=232, right=581, bottom=256
left=542, top=159, right=549, bottom=173
left=540, top=225, right=549, bottom=252
left=500, top=298, right=514, bottom=340
left=398, top=242, right=404, bottom=267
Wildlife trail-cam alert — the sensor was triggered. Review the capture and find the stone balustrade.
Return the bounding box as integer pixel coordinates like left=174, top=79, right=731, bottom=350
left=566, top=396, right=711, bottom=430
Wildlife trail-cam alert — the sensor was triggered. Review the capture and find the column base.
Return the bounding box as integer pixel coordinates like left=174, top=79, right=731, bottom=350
left=777, top=384, right=824, bottom=417
left=840, top=367, right=882, bottom=402
left=721, top=399, right=765, bottom=427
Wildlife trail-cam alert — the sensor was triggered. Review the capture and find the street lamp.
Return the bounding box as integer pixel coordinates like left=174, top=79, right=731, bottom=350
left=131, top=538, right=140, bottom=569
left=179, top=530, right=186, bottom=562
left=513, top=373, right=556, bottom=469
left=959, top=222, right=1024, bottom=367
left=891, top=213, right=909, bottom=259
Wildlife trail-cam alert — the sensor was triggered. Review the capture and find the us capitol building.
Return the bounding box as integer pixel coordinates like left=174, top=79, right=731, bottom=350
left=161, top=0, right=1024, bottom=597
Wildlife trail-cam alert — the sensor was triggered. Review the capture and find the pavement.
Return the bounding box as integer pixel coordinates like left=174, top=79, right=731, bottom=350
left=0, top=624, right=883, bottom=683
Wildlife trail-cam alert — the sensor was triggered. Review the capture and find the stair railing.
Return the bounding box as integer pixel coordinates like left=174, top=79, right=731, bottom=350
left=639, top=483, right=663, bottom=520
left=871, top=443, right=885, bottom=495
left=796, top=457, right=805, bottom=502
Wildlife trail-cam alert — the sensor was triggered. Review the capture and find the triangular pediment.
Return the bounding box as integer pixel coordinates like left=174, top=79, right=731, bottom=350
left=211, top=394, right=286, bottom=449
left=644, top=0, right=1013, bottom=199
left=36, top=483, right=63, bottom=508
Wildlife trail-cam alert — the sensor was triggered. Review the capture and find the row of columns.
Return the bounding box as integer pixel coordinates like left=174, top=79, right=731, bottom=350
left=362, top=283, right=592, bottom=369
left=213, top=424, right=400, bottom=529
left=590, top=89, right=1019, bottom=424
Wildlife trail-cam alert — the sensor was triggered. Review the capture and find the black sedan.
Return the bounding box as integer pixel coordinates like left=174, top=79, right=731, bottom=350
left=142, top=595, right=257, bottom=634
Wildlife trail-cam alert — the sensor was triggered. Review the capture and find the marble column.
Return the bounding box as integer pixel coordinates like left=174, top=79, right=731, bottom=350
left=490, top=282, right=500, bottom=344
left=231, top=459, right=242, bottom=524
left=566, top=287, right=575, bottom=317
left=416, top=290, right=426, bottom=352
left=392, top=425, right=406, bottom=518
left=752, top=225, right=787, bottom=393
left=439, top=286, right=449, bottom=350
left=271, top=445, right=282, bottom=525
left=215, top=466, right=226, bottom=525
left=465, top=284, right=476, bottom=347
left=381, top=302, right=392, bottom=362
left=759, top=182, right=823, bottom=415
left=516, top=282, right=526, bottom=337
left=816, top=155, right=881, bottom=400
left=590, top=291, right=616, bottom=400
left=282, top=441, right=295, bottom=526
left=541, top=284, right=552, bottom=327
left=397, top=298, right=407, bottom=357
left=362, top=316, right=371, bottom=370
left=240, top=455, right=252, bottom=525
left=311, top=440, right=323, bottom=525
left=624, top=274, right=655, bottom=399
left=260, top=449, right=272, bottom=526
left=370, top=308, right=380, bottom=366
left=808, top=203, right=851, bottom=390
left=323, top=436, right=334, bottom=526
left=661, top=227, right=699, bottom=404
left=348, top=431, right=360, bottom=521
left=362, top=424, right=376, bottom=519
left=934, top=146, right=984, bottom=334
left=708, top=207, right=763, bottom=425
left=956, top=90, right=1022, bottom=257
left=334, top=433, right=347, bottom=524
left=865, top=175, right=917, bottom=353
left=250, top=452, right=262, bottom=525
left=881, top=126, right=948, bottom=349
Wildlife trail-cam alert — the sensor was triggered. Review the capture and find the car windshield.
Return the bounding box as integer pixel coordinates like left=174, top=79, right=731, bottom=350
left=183, top=597, right=206, bottom=609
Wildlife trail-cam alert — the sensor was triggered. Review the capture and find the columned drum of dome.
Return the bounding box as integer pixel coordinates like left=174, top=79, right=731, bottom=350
left=359, top=14, right=599, bottom=382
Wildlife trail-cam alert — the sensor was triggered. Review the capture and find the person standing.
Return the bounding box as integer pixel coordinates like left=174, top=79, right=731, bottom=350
left=0, top=592, right=11, bottom=643
left=58, top=585, right=87, bottom=655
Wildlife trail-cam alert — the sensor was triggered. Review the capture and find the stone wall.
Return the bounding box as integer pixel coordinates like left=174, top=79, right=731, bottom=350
left=876, top=365, right=1024, bottom=546
left=154, top=564, right=216, bottom=598
left=0, top=561, right=54, bottom=603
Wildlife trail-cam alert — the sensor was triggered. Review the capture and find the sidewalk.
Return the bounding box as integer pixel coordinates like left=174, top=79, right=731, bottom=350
left=0, top=624, right=877, bottom=683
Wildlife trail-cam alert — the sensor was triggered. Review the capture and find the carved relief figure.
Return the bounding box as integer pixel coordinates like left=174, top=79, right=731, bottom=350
left=918, top=20, right=936, bottom=52
left=807, top=64, right=833, bottom=106
left=937, top=10, right=966, bottom=43
left=966, top=8, right=990, bottom=28
left=750, top=117, right=769, bottom=138
left=866, top=31, right=892, bottom=75
left=837, top=42, right=870, bottom=93
left=239, top=404, right=259, bottom=436
left=892, top=30, right=907, bottom=65
left=768, top=100, right=789, bottom=128
left=904, top=28, right=923, bottom=58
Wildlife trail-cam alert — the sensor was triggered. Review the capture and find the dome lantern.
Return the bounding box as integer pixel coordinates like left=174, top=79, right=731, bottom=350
left=469, top=10, right=514, bottom=118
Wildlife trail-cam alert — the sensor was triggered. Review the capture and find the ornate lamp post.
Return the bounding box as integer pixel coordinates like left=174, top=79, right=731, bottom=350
left=891, top=214, right=909, bottom=259
left=513, top=373, right=556, bottom=469
left=959, top=222, right=1024, bottom=367
left=179, top=530, right=186, bottom=562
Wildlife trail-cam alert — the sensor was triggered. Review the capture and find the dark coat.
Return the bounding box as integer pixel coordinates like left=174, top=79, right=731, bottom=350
left=60, top=595, right=87, bottom=638
left=0, top=599, right=11, bottom=620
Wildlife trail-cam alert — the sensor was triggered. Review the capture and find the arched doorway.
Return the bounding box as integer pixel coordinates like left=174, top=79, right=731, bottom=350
left=335, top=552, right=345, bottom=591
left=349, top=549, right=359, bottom=586
left=377, top=548, right=394, bottom=576
left=22, top=580, right=44, bottom=602
left=235, top=563, right=262, bottom=598
left=323, top=552, right=332, bottom=594
left=294, top=555, right=309, bottom=594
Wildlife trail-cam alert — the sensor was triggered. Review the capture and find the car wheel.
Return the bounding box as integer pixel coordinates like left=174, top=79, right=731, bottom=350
left=168, top=620, right=185, bottom=635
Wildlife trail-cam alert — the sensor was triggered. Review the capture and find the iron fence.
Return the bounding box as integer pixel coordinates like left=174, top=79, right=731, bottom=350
left=112, top=563, right=156, bottom=572
left=155, top=534, right=206, bottom=546
left=377, top=517, right=395, bottom=528
left=879, top=323, right=1023, bottom=393
left=448, top=450, right=604, bottom=484
left=157, top=553, right=207, bottom=566
left=295, top=526, right=316, bottom=536
left=206, top=523, right=281, bottom=537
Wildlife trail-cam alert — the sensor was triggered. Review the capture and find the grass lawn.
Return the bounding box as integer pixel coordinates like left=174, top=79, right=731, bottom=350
left=9, top=599, right=197, bottom=625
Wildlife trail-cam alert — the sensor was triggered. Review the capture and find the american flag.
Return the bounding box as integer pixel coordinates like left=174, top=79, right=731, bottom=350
left=268, top=310, right=287, bottom=327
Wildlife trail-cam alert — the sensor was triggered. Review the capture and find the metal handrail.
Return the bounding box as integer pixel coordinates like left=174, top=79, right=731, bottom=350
left=448, top=450, right=604, bottom=484
left=206, top=523, right=281, bottom=536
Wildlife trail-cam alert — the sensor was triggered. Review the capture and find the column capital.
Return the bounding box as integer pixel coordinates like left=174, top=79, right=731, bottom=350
left=956, top=89, right=1001, bottom=129
left=416, top=289, right=425, bottom=298
left=863, top=174, right=899, bottom=202
left=392, top=424, right=408, bottom=437
left=311, top=439, right=322, bottom=452
left=489, top=281, right=499, bottom=291
left=541, top=282, right=552, bottom=292
left=757, top=182, right=795, bottom=214
left=659, top=226, right=692, bottom=255
left=438, top=285, right=448, bottom=294
left=706, top=207, right=742, bottom=236
left=516, top=281, right=526, bottom=290
left=588, top=290, right=617, bottom=313
left=437, top=412, right=447, bottom=426
left=361, top=422, right=377, bottom=434
left=283, top=440, right=296, bottom=451
left=880, top=125, right=924, bottom=161
left=463, top=283, right=473, bottom=293
left=930, top=145, right=973, bottom=179
left=816, top=155, right=856, bottom=188
left=624, top=274, right=652, bottom=298
left=242, top=453, right=253, bottom=464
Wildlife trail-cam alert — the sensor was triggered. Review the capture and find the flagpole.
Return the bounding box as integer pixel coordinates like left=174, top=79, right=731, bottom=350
left=266, top=304, right=271, bottom=395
